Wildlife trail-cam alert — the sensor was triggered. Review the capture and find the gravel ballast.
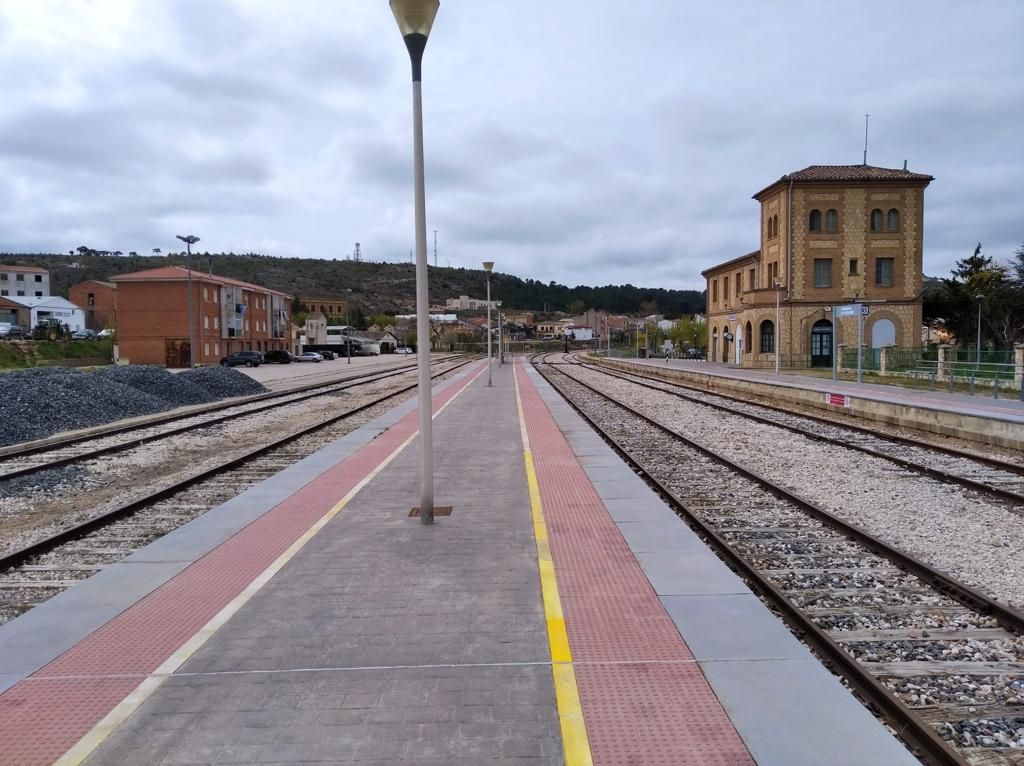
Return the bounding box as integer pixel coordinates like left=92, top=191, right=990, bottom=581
left=0, top=365, right=268, bottom=447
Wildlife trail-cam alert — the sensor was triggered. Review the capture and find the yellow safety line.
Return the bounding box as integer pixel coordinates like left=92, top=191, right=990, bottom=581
left=513, top=361, right=594, bottom=766
left=55, top=363, right=485, bottom=766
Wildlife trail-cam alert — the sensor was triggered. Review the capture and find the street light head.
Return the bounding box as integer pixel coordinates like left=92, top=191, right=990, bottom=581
left=482, top=261, right=494, bottom=272
left=176, top=235, right=200, bottom=245
left=389, top=0, right=439, bottom=38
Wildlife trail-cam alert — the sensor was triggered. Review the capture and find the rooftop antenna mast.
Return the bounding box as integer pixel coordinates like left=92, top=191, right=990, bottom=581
left=863, top=113, right=870, bottom=166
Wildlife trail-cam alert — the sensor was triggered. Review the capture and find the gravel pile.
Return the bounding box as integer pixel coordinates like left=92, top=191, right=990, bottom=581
left=91, top=366, right=218, bottom=407
left=0, top=365, right=267, bottom=447
left=179, top=367, right=268, bottom=399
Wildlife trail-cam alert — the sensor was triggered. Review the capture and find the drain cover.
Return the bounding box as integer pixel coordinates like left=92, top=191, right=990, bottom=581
left=409, top=506, right=453, bottom=517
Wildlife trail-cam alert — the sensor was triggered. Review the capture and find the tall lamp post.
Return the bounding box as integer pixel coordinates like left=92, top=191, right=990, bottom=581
left=176, top=234, right=200, bottom=368
left=391, top=0, right=440, bottom=523
left=483, top=261, right=494, bottom=385
left=774, top=280, right=782, bottom=375
left=976, top=295, right=983, bottom=371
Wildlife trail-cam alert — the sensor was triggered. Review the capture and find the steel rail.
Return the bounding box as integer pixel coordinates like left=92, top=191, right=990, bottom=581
left=0, top=359, right=475, bottom=574
left=576, top=359, right=1024, bottom=507
left=535, top=355, right=1022, bottom=766
left=0, top=357, right=465, bottom=482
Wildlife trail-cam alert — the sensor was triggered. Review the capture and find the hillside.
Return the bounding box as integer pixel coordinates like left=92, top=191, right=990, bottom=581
left=0, top=252, right=706, bottom=317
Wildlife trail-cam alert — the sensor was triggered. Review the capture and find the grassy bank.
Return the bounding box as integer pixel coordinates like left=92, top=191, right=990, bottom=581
left=0, top=339, right=114, bottom=369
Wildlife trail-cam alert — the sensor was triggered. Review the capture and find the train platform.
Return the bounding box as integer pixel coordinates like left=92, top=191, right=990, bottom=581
left=630, top=357, right=1024, bottom=423
left=0, top=357, right=918, bottom=765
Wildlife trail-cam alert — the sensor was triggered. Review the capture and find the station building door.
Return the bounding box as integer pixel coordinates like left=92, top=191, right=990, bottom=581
left=810, top=320, right=833, bottom=368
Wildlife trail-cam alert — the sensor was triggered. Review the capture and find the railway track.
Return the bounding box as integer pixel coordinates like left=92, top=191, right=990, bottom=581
left=532, top=353, right=1024, bottom=766
left=0, top=356, right=463, bottom=482
left=0, top=358, right=476, bottom=624
left=580, top=355, right=1024, bottom=505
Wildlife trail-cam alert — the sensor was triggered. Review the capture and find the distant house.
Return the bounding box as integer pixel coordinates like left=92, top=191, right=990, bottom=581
left=6, top=295, right=86, bottom=331
left=0, top=265, right=49, bottom=299
left=69, top=280, right=118, bottom=331
left=298, top=296, right=348, bottom=318
left=0, top=296, right=29, bottom=327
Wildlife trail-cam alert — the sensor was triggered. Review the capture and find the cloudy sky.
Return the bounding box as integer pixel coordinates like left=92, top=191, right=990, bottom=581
left=0, top=1, right=1020, bottom=290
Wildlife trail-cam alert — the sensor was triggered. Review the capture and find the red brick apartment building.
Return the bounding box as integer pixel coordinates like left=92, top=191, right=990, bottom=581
left=68, top=280, right=118, bottom=331
left=111, top=266, right=292, bottom=367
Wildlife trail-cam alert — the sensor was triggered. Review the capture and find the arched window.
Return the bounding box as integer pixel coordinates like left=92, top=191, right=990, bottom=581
left=870, top=209, right=883, bottom=231
left=887, top=208, right=900, bottom=231
left=871, top=318, right=896, bottom=348
left=809, top=210, right=822, bottom=231
left=825, top=209, right=838, bottom=232
left=745, top=321, right=753, bottom=354
left=773, top=214, right=779, bottom=237
left=711, top=327, right=719, bottom=362
left=760, top=320, right=775, bottom=353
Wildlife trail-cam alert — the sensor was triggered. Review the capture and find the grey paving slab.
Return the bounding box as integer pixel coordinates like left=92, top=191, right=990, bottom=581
left=85, top=362, right=563, bottom=765
left=587, top=478, right=653, bottom=500
left=702, top=659, right=919, bottom=766
left=636, top=550, right=750, bottom=595
left=600, top=497, right=672, bottom=522
left=615, top=520, right=710, bottom=554
left=662, top=594, right=814, bottom=661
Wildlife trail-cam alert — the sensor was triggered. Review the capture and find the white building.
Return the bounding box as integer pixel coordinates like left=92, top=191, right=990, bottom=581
left=444, top=295, right=501, bottom=311
left=0, top=265, right=49, bottom=299
left=7, top=296, right=85, bottom=331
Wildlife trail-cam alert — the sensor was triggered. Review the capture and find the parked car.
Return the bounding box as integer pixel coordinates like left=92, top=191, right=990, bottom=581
left=295, top=351, right=323, bottom=363
left=395, top=347, right=414, bottom=355
left=318, top=349, right=336, bottom=360
left=71, top=328, right=97, bottom=340
left=263, top=350, right=293, bottom=364
left=0, top=324, right=25, bottom=338
left=220, top=350, right=263, bottom=367
left=97, top=328, right=116, bottom=338
left=684, top=347, right=705, bottom=359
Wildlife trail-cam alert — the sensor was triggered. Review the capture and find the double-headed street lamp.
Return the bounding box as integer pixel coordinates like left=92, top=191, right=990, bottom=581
left=391, top=0, right=440, bottom=524
left=483, top=261, right=494, bottom=386
left=176, top=234, right=200, bottom=368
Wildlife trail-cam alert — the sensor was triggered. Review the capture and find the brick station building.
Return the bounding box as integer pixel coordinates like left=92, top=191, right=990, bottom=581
left=703, top=164, right=933, bottom=368
left=111, top=266, right=292, bottom=367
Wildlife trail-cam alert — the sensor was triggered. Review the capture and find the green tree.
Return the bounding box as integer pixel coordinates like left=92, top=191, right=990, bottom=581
left=670, top=316, right=707, bottom=350
left=348, top=305, right=368, bottom=330
left=567, top=299, right=586, bottom=316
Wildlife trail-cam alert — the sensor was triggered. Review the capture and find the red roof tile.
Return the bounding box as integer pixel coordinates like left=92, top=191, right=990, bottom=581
left=111, top=265, right=291, bottom=297
left=0, top=264, right=48, bottom=273
left=754, top=164, right=933, bottom=199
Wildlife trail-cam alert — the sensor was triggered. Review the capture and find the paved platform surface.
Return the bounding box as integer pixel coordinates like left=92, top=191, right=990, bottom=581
left=627, top=357, right=1024, bottom=424
left=0, top=357, right=919, bottom=765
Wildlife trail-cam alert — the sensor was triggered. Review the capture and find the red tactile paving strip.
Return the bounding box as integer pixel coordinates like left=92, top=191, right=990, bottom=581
left=518, top=361, right=754, bottom=765
left=0, top=365, right=481, bottom=766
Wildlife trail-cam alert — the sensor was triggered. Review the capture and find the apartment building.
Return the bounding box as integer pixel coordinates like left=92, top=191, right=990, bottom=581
left=111, top=266, right=291, bottom=367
